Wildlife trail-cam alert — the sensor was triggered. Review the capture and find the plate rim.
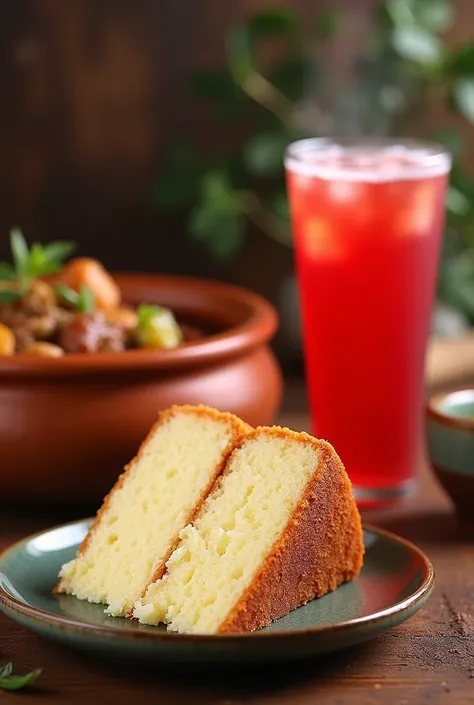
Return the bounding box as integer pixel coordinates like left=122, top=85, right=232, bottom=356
left=0, top=519, right=435, bottom=643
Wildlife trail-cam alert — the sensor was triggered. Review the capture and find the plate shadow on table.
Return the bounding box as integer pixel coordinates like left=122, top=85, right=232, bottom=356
left=63, top=637, right=383, bottom=695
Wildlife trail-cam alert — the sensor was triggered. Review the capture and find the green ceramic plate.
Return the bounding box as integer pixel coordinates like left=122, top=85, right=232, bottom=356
left=0, top=520, right=433, bottom=664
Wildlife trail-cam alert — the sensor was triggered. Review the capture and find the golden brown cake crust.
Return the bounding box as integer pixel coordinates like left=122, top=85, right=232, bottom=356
left=217, top=426, right=364, bottom=633
left=55, top=404, right=251, bottom=597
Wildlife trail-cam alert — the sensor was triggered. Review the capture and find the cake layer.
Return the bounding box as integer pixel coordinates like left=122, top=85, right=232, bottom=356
left=56, top=405, right=250, bottom=616
left=133, top=427, right=364, bottom=633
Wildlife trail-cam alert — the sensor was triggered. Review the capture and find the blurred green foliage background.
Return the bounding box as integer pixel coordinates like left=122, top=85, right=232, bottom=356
left=152, top=0, right=474, bottom=326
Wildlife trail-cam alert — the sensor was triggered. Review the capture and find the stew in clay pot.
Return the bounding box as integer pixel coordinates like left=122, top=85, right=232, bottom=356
left=0, top=229, right=203, bottom=357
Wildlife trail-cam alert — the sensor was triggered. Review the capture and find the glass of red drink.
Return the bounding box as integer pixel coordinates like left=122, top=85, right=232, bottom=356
left=285, top=138, right=451, bottom=508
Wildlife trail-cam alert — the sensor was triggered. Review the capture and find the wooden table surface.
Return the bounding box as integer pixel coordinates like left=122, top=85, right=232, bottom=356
left=1, top=383, right=473, bottom=704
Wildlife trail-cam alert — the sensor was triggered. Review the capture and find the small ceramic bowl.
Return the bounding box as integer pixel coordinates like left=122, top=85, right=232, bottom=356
left=427, top=388, right=474, bottom=526
left=0, top=274, right=282, bottom=505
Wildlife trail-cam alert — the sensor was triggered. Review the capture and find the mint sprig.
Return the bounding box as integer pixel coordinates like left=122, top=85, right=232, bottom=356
left=0, top=229, right=75, bottom=299
left=0, top=662, right=42, bottom=691
left=55, top=284, right=95, bottom=314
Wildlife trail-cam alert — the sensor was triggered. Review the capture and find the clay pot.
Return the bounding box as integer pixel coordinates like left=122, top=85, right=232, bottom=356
left=0, top=274, right=282, bottom=504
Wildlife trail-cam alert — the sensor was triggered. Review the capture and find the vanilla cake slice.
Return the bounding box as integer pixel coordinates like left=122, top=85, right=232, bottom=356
left=133, top=426, right=364, bottom=633
left=55, top=405, right=250, bottom=616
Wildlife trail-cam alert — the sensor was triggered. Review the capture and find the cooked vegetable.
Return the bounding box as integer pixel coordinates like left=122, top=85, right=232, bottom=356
left=135, top=304, right=183, bottom=350
left=58, top=258, right=121, bottom=310
left=22, top=280, right=56, bottom=314
left=59, top=313, right=126, bottom=353
left=22, top=342, right=64, bottom=357
left=0, top=232, right=205, bottom=356
left=104, top=307, right=138, bottom=331
left=14, top=328, right=35, bottom=353
left=26, top=314, right=60, bottom=339
left=0, top=323, right=15, bottom=355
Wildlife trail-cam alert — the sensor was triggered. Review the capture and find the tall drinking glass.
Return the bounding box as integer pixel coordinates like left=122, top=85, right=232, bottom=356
left=285, top=138, right=451, bottom=507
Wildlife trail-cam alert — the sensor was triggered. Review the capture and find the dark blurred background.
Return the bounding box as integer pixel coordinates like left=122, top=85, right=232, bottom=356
left=1, top=0, right=474, bottom=371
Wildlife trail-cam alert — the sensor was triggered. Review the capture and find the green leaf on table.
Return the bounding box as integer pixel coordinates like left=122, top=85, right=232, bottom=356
left=453, top=78, right=474, bottom=123
left=243, top=132, right=288, bottom=177
left=0, top=663, right=42, bottom=691
left=247, top=7, right=298, bottom=36
left=315, top=11, right=340, bottom=38
left=0, top=662, right=12, bottom=678
left=391, top=26, right=443, bottom=65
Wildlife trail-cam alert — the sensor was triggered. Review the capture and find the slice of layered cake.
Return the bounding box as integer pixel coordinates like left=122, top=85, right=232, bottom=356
left=133, top=426, right=364, bottom=633
left=55, top=405, right=250, bottom=616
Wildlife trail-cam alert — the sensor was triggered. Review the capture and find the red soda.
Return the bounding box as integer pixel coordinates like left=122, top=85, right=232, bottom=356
left=285, top=139, right=450, bottom=507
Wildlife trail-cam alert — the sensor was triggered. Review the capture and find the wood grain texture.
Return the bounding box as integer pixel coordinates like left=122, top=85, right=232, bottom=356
left=0, top=0, right=375, bottom=319
left=1, top=380, right=473, bottom=704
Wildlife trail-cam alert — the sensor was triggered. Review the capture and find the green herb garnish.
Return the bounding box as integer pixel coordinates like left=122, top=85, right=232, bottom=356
left=0, top=662, right=42, bottom=691
left=0, top=288, right=22, bottom=305
left=55, top=284, right=95, bottom=314
left=0, top=229, right=75, bottom=301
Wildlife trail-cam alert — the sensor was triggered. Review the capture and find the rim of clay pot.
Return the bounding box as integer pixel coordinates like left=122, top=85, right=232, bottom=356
left=0, top=274, right=278, bottom=378
left=427, top=387, right=474, bottom=432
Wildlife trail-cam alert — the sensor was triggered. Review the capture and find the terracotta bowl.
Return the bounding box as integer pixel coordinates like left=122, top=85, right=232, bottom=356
left=426, top=388, right=474, bottom=530
left=1, top=274, right=282, bottom=505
